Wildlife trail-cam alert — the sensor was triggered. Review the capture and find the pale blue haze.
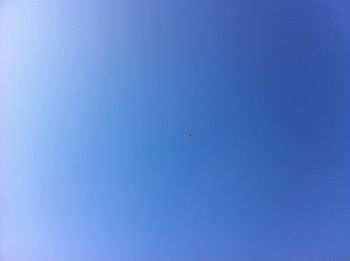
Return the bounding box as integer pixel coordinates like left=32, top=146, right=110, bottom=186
left=1, top=1, right=350, bottom=260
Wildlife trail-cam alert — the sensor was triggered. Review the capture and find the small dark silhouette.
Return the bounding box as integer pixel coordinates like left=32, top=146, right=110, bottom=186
left=185, top=131, right=193, bottom=137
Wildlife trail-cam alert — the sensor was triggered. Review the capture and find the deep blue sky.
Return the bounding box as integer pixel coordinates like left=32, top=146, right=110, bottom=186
left=1, top=1, right=350, bottom=260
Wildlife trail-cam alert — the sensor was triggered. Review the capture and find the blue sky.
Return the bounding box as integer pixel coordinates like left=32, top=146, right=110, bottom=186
left=1, top=1, right=350, bottom=260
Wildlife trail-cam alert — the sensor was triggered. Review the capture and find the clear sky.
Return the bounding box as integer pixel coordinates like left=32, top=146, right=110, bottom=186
left=1, top=1, right=350, bottom=260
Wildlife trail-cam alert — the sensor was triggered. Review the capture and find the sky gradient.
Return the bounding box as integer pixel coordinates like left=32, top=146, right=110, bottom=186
left=1, top=1, right=350, bottom=260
